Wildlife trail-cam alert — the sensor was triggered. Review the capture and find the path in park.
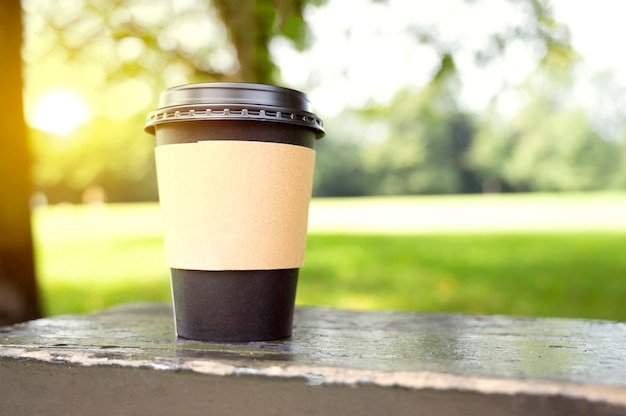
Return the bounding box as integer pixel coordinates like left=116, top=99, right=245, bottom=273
left=307, top=194, right=626, bottom=233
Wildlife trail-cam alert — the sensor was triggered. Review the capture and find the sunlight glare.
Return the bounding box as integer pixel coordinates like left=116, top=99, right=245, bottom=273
left=31, top=90, right=90, bottom=136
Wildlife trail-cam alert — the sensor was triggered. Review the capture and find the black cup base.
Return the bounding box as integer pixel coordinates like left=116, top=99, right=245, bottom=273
left=170, top=268, right=298, bottom=342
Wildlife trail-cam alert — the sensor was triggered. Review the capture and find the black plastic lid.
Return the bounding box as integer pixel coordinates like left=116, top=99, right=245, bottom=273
left=145, top=82, right=324, bottom=137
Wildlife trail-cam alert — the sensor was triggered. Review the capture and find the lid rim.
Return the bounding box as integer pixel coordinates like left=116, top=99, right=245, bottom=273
left=144, top=104, right=325, bottom=137
left=146, top=82, right=324, bottom=137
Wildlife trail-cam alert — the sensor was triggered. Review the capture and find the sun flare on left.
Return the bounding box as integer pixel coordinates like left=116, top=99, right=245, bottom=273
left=30, top=91, right=90, bottom=136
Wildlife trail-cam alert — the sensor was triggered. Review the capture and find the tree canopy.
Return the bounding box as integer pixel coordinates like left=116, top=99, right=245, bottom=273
left=21, top=0, right=626, bottom=201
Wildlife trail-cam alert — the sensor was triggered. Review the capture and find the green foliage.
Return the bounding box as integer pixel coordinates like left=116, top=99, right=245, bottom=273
left=467, top=102, right=621, bottom=193
left=25, top=0, right=325, bottom=202
left=30, top=114, right=158, bottom=202
left=504, top=106, right=618, bottom=191
left=315, top=32, right=624, bottom=196
left=274, top=0, right=320, bottom=51
left=334, top=55, right=479, bottom=195
left=24, top=0, right=626, bottom=201
left=313, top=114, right=372, bottom=196
left=467, top=46, right=622, bottom=193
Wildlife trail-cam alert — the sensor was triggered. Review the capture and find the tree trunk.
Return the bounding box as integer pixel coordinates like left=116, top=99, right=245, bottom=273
left=0, top=0, right=42, bottom=324
left=213, top=0, right=276, bottom=84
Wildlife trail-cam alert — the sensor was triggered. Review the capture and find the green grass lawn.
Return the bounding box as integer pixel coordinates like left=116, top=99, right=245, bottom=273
left=301, top=233, right=626, bottom=320
left=32, top=195, right=626, bottom=321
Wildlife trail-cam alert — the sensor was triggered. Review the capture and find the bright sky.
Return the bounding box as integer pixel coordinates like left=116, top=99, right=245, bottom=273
left=553, top=0, right=626, bottom=80
left=273, top=0, right=626, bottom=119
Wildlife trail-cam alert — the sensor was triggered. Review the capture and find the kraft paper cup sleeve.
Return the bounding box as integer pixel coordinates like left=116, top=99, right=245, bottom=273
left=155, top=140, right=316, bottom=271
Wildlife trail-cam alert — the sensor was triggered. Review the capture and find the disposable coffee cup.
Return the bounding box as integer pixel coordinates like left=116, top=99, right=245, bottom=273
left=145, top=83, right=324, bottom=342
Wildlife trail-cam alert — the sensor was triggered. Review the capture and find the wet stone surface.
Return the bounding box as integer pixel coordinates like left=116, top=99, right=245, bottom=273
left=1, top=303, right=626, bottom=414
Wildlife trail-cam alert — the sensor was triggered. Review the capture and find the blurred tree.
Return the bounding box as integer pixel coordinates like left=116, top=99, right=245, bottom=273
left=30, top=114, right=158, bottom=203
left=312, top=114, right=372, bottom=196
left=26, top=0, right=624, bottom=199
left=0, top=0, right=41, bottom=324
left=213, top=0, right=321, bottom=82
left=361, top=54, right=479, bottom=195
left=468, top=38, right=621, bottom=192
left=24, top=0, right=326, bottom=202
left=314, top=0, right=581, bottom=196
left=504, top=101, right=619, bottom=192
left=464, top=114, right=514, bottom=193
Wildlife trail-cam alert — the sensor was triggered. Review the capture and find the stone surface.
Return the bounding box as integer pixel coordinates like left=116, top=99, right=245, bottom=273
left=1, top=303, right=626, bottom=415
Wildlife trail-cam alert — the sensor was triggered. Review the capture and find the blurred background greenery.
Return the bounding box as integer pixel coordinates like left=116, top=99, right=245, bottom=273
left=8, top=0, right=626, bottom=319
left=22, top=0, right=626, bottom=203
left=34, top=195, right=626, bottom=320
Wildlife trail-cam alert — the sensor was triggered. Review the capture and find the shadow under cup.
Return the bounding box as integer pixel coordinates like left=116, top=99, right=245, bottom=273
left=145, top=83, right=324, bottom=342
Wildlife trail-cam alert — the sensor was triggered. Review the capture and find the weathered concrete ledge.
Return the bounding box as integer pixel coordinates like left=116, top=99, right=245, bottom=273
left=1, top=303, right=625, bottom=415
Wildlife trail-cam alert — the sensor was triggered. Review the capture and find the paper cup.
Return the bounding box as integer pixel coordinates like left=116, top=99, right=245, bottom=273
left=145, top=83, right=324, bottom=341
